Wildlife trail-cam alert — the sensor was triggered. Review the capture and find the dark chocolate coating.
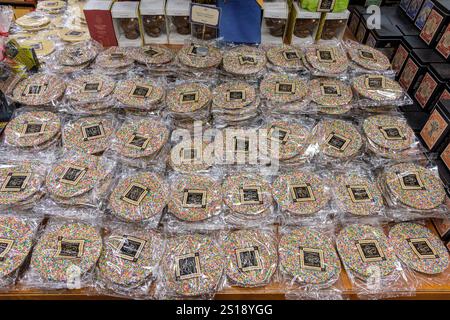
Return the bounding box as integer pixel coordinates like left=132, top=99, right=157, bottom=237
left=172, top=16, right=191, bottom=35
left=294, top=19, right=317, bottom=38
left=119, top=18, right=140, bottom=40
left=143, top=15, right=165, bottom=37
left=265, top=18, right=285, bottom=37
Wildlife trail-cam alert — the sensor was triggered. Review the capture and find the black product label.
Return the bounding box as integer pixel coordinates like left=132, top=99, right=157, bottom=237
left=144, top=48, right=161, bottom=57
left=181, top=148, right=199, bottom=162
left=227, top=90, right=245, bottom=102
left=182, top=189, right=207, bottom=208
left=66, top=30, right=83, bottom=36
left=238, top=55, right=257, bottom=65
left=379, top=126, right=405, bottom=140
left=283, top=50, right=300, bottom=61
left=24, top=122, right=45, bottom=136
left=239, top=186, right=263, bottom=205
left=116, top=235, right=147, bottom=262
left=399, top=172, right=425, bottom=190
left=356, top=240, right=385, bottom=262
left=269, top=126, right=290, bottom=143
left=60, top=166, right=87, bottom=185
left=236, top=247, right=262, bottom=272
left=275, top=82, right=295, bottom=94
left=347, top=185, right=373, bottom=202
left=365, top=76, right=385, bottom=89
left=317, top=49, right=335, bottom=62
left=326, top=132, right=350, bottom=151
left=55, top=238, right=85, bottom=259
left=127, top=134, right=150, bottom=150
left=188, top=45, right=209, bottom=57
left=321, top=84, right=341, bottom=96
left=299, top=247, right=325, bottom=271
left=131, top=85, right=151, bottom=98
left=0, top=238, right=14, bottom=260
left=30, top=42, right=43, bottom=50
left=121, top=183, right=148, bottom=206
left=180, top=91, right=199, bottom=103
left=317, top=0, right=336, bottom=12
left=359, top=49, right=375, bottom=60
left=81, top=123, right=105, bottom=141
left=290, top=184, right=315, bottom=202
left=1, top=172, right=31, bottom=192
left=83, top=82, right=101, bottom=92
left=110, top=53, right=124, bottom=60
left=176, top=253, right=201, bottom=280
left=234, top=137, right=250, bottom=153
left=27, top=84, right=42, bottom=95
left=407, top=238, right=439, bottom=259
left=69, top=48, right=83, bottom=58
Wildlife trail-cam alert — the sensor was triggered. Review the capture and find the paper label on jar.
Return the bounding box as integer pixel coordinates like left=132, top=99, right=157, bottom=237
left=190, top=4, right=220, bottom=27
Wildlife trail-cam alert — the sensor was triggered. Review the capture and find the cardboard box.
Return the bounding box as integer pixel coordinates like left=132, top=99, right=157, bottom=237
left=420, top=100, right=450, bottom=151
left=292, top=3, right=320, bottom=44
left=414, top=63, right=450, bottom=111
left=262, top=0, right=289, bottom=45
left=419, top=0, right=450, bottom=47
left=140, top=0, right=167, bottom=45
left=111, top=1, right=143, bottom=47
left=84, top=0, right=118, bottom=47
left=166, top=0, right=191, bottom=45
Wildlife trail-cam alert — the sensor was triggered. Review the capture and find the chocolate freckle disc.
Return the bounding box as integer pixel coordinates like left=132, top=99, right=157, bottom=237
left=169, top=141, right=213, bottom=173
left=336, top=224, right=397, bottom=279
left=166, top=83, right=211, bottom=113
left=222, top=46, right=267, bottom=76
left=109, top=172, right=168, bottom=223
left=347, top=43, right=391, bottom=71
left=12, top=73, right=66, bottom=106
left=161, top=234, right=224, bottom=297
left=131, top=45, right=174, bottom=65
left=168, top=174, right=222, bottom=222
left=31, top=222, right=102, bottom=283
left=66, top=74, right=115, bottom=104
left=97, top=228, right=164, bottom=288
left=305, top=45, right=349, bottom=74
left=212, top=81, right=256, bottom=111
left=310, top=78, right=353, bottom=107
left=272, top=171, right=330, bottom=215
left=114, top=78, right=165, bottom=111
left=352, top=74, right=403, bottom=102
left=266, top=45, right=304, bottom=70
left=389, top=222, right=449, bottom=274
left=63, top=116, right=114, bottom=155
left=280, top=228, right=341, bottom=285
left=260, top=73, right=308, bottom=104
left=95, top=47, right=134, bottom=69
left=223, top=229, right=277, bottom=287
left=363, top=115, right=414, bottom=151
left=177, top=43, right=222, bottom=69
left=383, top=163, right=446, bottom=210
left=0, top=216, right=36, bottom=284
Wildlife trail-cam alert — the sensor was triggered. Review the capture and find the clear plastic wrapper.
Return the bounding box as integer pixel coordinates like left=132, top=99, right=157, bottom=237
left=106, top=115, right=170, bottom=169
left=168, top=138, right=214, bottom=174
left=260, top=116, right=316, bottom=166
left=1, top=107, right=62, bottom=154
left=343, top=40, right=394, bottom=77
left=376, top=161, right=449, bottom=220
left=362, top=113, right=428, bottom=164
left=0, top=213, right=42, bottom=290
left=164, top=170, right=224, bottom=232
left=157, top=231, right=225, bottom=299
left=48, top=40, right=101, bottom=74
left=175, top=40, right=222, bottom=79
left=129, top=45, right=175, bottom=74
left=113, top=76, right=166, bottom=113
left=94, top=222, right=165, bottom=299
left=220, top=45, right=267, bottom=80
left=222, top=228, right=278, bottom=288
left=280, top=226, right=344, bottom=300
left=329, top=162, right=388, bottom=222
left=272, top=165, right=334, bottom=226
left=264, top=45, right=308, bottom=75
left=20, top=217, right=103, bottom=290
left=106, top=168, right=168, bottom=228
left=8, top=72, right=66, bottom=107
left=352, top=74, right=413, bottom=108
left=42, top=151, right=116, bottom=209
left=222, top=169, right=276, bottom=227
left=91, top=47, right=135, bottom=76
left=309, top=78, right=355, bottom=116
left=303, top=43, right=349, bottom=78
left=310, top=118, right=365, bottom=164
left=260, top=72, right=311, bottom=115
left=0, top=153, right=48, bottom=211
left=36, top=0, right=66, bottom=15
left=62, top=114, right=117, bottom=155
left=388, top=221, right=450, bottom=290
left=211, top=80, right=261, bottom=128
left=336, top=222, right=414, bottom=299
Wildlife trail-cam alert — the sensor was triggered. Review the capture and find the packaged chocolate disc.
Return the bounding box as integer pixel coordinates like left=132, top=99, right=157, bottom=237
left=21, top=217, right=102, bottom=290
left=377, top=161, right=448, bottom=219
left=0, top=213, right=42, bottom=290
left=165, top=171, right=224, bottom=232
left=304, top=44, right=349, bottom=77
left=95, top=222, right=165, bottom=299
left=280, top=226, right=343, bottom=299
left=158, top=232, right=225, bottom=299
left=222, top=228, right=278, bottom=288
left=176, top=41, right=222, bottom=77
left=62, top=115, right=116, bottom=155
left=92, top=47, right=135, bottom=76
left=336, top=223, right=413, bottom=299
left=265, top=45, right=307, bottom=74
left=272, top=166, right=333, bottom=225
left=168, top=139, right=214, bottom=174
left=65, top=73, right=116, bottom=107
left=107, top=168, right=168, bottom=228
left=344, top=40, right=393, bottom=75
left=49, top=40, right=100, bottom=74
left=352, top=74, right=413, bottom=108
left=309, top=78, right=354, bottom=115
left=221, top=45, right=267, bottom=79
left=130, top=45, right=174, bottom=69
